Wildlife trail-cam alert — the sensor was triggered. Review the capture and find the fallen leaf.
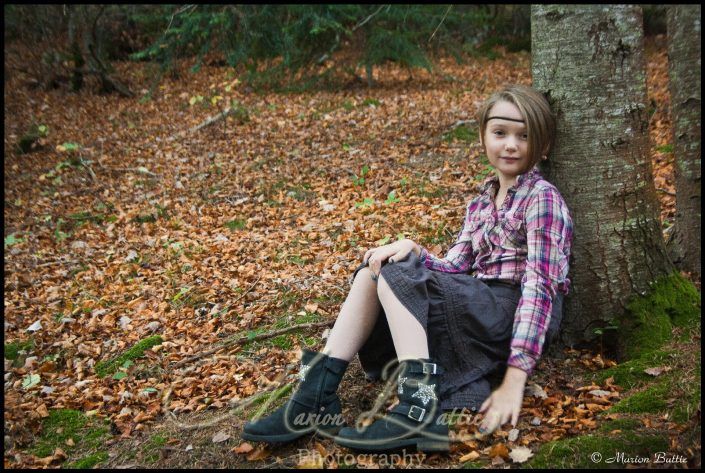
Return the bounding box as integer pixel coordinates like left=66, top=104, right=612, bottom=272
left=298, top=454, right=324, bottom=469
left=509, top=446, right=534, bottom=463
left=459, top=451, right=480, bottom=462
left=525, top=383, right=547, bottom=399
left=644, top=366, right=671, bottom=376
left=304, top=303, right=319, bottom=313
left=488, top=442, right=510, bottom=460
left=36, top=404, right=49, bottom=418
left=22, top=374, right=40, bottom=390
left=211, top=430, right=230, bottom=443
left=508, top=428, right=520, bottom=442
left=246, top=445, right=270, bottom=461
left=314, top=441, right=327, bottom=457
left=26, top=320, right=42, bottom=332
left=232, top=442, right=253, bottom=454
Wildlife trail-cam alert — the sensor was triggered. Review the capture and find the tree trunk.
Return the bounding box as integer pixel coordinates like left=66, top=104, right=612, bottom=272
left=530, top=5, right=674, bottom=353
left=666, top=5, right=701, bottom=277
left=67, top=5, right=85, bottom=92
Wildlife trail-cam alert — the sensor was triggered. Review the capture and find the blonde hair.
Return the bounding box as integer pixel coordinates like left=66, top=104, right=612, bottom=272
left=477, top=84, right=556, bottom=171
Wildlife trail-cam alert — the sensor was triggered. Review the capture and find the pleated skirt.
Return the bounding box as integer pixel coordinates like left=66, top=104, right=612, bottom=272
left=352, top=252, right=562, bottom=412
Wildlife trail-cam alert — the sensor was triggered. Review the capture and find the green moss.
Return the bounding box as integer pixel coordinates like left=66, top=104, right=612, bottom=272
left=527, top=430, right=668, bottom=468
left=592, top=349, right=674, bottom=389
left=461, top=461, right=485, bottom=468
left=133, top=213, right=157, bottom=224
left=672, top=380, right=701, bottom=423
left=270, top=335, right=293, bottom=350
left=443, top=125, right=478, bottom=143
left=29, top=409, right=110, bottom=464
left=597, top=417, right=641, bottom=433
left=94, top=335, right=163, bottom=378
left=313, top=293, right=344, bottom=305
left=294, top=312, right=319, bottom=325
left=671, top=354, right=701, bottom=423
left=67, top=451, right=109, bottom=469
left=247, top=311, right=322, bottom=351
left=17, top=123, right=48, bottom=154
left=225, top=219, right=246, bottom=230
left=608, top=383, right=670, bottom=415
left=620, top=272, right=700, bottom=360
left=4, top=339, right=34, bottom=361
left=142, top=434, right=168, bottom=463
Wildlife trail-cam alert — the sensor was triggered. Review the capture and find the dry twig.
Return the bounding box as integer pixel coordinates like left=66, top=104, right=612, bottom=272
left=171, top=321, right=332, bottom=369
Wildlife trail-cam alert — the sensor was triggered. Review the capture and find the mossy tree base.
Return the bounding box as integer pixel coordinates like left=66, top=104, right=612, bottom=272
left=618, top=271, right=700, bottom=361
left=536, top=272, right=703, bottom=468
left=527, top=418, right=669, bottom=468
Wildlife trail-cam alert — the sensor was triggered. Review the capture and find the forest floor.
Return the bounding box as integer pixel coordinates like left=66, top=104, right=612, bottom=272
left=4, top=35, right=700, bottom=469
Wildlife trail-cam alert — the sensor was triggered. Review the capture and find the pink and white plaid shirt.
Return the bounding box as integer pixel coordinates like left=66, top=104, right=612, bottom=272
left=419, top=167, right=573, bottom=375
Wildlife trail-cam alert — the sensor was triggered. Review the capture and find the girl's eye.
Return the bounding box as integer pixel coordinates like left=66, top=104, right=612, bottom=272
left=493, top=131, right=504, bottom=136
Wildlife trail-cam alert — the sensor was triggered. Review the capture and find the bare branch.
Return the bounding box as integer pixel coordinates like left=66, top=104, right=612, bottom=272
left=170, top=321, right=332, bottom=369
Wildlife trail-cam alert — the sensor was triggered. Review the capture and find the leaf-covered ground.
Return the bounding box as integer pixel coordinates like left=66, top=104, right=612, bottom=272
left=4, top=35, right=699, bottom=468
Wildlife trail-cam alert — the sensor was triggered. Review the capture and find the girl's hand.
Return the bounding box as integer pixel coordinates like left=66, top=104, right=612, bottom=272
left=478, top=367, right=528, bottom=434
left=363, top=239, right=419, bottom=278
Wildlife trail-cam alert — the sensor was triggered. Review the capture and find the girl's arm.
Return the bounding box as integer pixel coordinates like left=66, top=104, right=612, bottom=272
left=480, top=185, right=573, bottom=433
left=508, top=186, right=572, bottom=374
left=479, top=366, right=527, bottom=433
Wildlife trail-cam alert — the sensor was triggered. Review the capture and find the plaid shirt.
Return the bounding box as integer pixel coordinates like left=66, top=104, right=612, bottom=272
left=419, top=167, right=573, bottom=375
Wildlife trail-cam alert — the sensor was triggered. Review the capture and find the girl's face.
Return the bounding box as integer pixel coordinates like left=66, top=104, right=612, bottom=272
left=482, top=100, right=530, bottom=186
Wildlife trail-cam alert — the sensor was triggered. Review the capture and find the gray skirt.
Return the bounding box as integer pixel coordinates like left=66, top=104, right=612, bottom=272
left=353, top=252, right=562, bottom=412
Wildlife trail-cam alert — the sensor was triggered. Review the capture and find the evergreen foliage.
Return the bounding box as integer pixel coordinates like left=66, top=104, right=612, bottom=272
left=130, top=5, right=519, bottom=89
left=5, top=5, right=534, bottom=91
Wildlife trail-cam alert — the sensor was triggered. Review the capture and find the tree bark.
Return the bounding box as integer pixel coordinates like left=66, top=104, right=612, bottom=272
left=66, top=5, right=85, bottom=92
left=531, top=5, right=674, bottom=351
left=666, top=5, right=701, bottom=277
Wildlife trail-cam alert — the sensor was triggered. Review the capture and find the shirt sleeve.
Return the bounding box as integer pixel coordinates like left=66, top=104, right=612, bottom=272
left=507, top=186, right=573, bottom=375
left=418, top=200, right=478, bottom=274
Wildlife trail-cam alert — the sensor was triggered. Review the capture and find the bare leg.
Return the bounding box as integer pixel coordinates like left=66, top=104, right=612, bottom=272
left=377, top=274, right=429, bottom=361
left=322, top=267, right=382, bottom=362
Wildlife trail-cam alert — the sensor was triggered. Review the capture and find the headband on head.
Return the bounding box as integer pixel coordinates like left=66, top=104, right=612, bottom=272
left=486, top=116, right=525, bottom=123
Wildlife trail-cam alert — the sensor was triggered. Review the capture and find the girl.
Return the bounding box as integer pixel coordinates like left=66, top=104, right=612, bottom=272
left=242, top=84, right=573, bottom=452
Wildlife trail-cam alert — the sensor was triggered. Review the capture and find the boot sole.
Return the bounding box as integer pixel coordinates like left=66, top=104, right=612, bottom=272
left=241, top=425, right=343, bottom=444
left=334, top=435, right=450, bottom=453
left=240, top=429, right=309, bottom=444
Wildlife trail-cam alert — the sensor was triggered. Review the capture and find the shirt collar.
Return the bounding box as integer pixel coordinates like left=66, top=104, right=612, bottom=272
left=479, top=166, right=543, bottom=195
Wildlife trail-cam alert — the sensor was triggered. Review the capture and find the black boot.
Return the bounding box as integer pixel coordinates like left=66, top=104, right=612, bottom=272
left=241, top=349, right=349, bottom=443
left=334, top=359, right=450, bottom=452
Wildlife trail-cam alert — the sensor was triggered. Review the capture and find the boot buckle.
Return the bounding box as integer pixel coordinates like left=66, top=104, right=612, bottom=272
left=422, top=363, right=437, bottom=375
left=408, top=405, right=426, bottom=422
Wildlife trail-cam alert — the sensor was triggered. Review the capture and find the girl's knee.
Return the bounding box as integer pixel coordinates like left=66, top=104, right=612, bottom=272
left=354, top=266, right=374, bottom=282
